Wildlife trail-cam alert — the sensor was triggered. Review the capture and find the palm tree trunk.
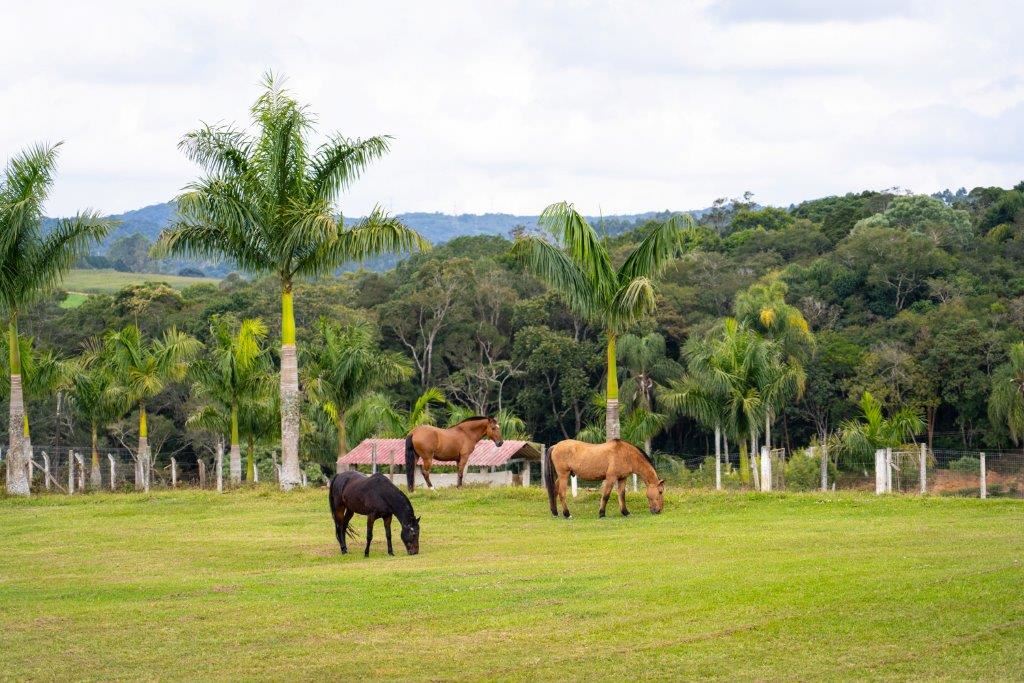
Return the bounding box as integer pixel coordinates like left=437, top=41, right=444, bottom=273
left=605, top=332, right=620, bottom=441
left=90, top=423, right=102, bottom=489
left=246, top=434, right=255, bottom=483
left=765, top=413, right=771, bottom=451
left=6, top=315, right=29, bottom=496
left=335, top=414, right=348, bottom=472
left=229, top=403, right=241, bottom=485
left=738, top=441, right=750, bottom=485
left=279, top=286, right=302, bottom=490
left=136, top=403, right=149, bottom=492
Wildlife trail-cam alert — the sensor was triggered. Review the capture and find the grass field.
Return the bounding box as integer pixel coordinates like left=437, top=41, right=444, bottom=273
left=58, top=269, right=221, bottom=305
left=2, top=487, right=1023, bottom=681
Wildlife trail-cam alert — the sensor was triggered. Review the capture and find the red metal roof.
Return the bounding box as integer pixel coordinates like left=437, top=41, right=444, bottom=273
left=339, top=439, right=540, bottom=468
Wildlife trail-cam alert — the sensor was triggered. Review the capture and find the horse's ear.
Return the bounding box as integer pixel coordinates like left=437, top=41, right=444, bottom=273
left=416, top=516, right=421, bottom=524
left=658, top=479, right=665, bottom=486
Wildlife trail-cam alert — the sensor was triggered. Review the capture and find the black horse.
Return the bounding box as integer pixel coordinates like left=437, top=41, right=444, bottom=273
left=328, top=471, right=421, bottom=556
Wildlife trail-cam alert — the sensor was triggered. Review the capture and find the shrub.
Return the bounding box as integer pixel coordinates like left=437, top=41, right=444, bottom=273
left=784, top=450, right=836, bottom=491
left=949, top=456, right=981, bottom=473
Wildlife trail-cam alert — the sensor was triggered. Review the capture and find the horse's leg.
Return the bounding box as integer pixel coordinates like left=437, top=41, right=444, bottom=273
left=384, top=514, right=394, bottom=555
left=332, top=504, right=347, bottom=553
left=598, top=477, right=615, bottom=518
left=420, top=457, right=435, bottom=490
left=617, top=477, right=630, bottom=516
left=457, top=455, right=469, bottom=488
left=364, top=513, right=376, bottom=557
left=340, top=509, right=355, bottom=553
left=557, top=474, right=571, bottom=518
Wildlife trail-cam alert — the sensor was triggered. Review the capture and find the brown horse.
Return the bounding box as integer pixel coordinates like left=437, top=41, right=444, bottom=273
left=405, top=416, right=503, bottom=490
left=545, top=439, right=665, bottom=518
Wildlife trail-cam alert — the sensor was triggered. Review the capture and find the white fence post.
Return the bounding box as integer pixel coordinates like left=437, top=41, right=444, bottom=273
left=75, top=453, right=85, bottom=491
left=216, top=441, right=224, bottom=493
left=371, top=442, right=378, bottom=475
left=919, top=443, right=927, bottom=495
left=885, top=447, right=893, bottom=493
left=875, top=449, right=885, bottom=494
left=42, top=451, right=51, bottom=491
left=539, top=445, right=546, bottom=488
left=301, top=470, right=308, bottom=487
left=254, top=462, right=260, bottom=483
left=68, top=451, right=75, bottom=495
left=171, top=457, right=177, bottom=488
left=819, top=446, right=829, bottom=492
left=571, top=474, right=578, bottom=498
left=715, top=425, right=722, bottom=491
left=760, top=445, right=772, bottom=492
left=980, top=452, right=987, bottom=499
left=108, top=454, right=116, bottom=491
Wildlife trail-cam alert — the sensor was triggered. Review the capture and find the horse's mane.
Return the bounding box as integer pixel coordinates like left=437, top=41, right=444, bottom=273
left=613, top=438, right=655, bottom=467
left=453, top=415, right=492, bottom=426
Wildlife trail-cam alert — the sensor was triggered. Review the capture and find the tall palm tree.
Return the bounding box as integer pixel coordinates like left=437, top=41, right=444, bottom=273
left=0, top=142, right=112, bottom=495
left=347, top=387, right=447, bottom=443
left=106, top=325, right=201, bottom=490
left=734, top=277, right=813, bottom=449
left=303, top=319, right=412, bottom=468
left=512, top=203, right=692, bottom=439
left=190, top=316, right=272, bottom=485
left=835, top=391, right=923, bottom=467
left=616, top=332, right=681, bottom=453
left=68, top=346, right=122, bottom=488
left=154, top=73, right=429, bottom=490
left=988, top=342, right=1024, bottom=451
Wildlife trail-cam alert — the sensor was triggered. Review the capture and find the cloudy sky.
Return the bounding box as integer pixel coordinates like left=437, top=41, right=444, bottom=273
left=3, top=0, right=1023, bottom=217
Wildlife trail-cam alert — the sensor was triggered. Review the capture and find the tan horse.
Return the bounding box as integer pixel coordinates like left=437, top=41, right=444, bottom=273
left=405, top=416, right=503, bottom=491
left=545, top=439, right=665, bottom=518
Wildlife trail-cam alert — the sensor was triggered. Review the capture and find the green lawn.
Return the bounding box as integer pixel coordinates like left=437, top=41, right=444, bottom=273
left=60, top=268, right=221, bottom=298
left=1, top=487, right=1022, bottom=681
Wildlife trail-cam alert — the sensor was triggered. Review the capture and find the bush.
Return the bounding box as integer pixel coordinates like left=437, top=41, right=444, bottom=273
left=949, top=456, right=981, bottom=473
left=784, top=450, right=837, bottom=491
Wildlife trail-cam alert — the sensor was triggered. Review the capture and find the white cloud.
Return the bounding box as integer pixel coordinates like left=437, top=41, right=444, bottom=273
left=2, top=0, right=1023, bottom=217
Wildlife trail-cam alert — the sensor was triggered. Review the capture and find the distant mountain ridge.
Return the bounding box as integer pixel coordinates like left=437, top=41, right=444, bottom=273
left=47, top=201, right=701, bottom=248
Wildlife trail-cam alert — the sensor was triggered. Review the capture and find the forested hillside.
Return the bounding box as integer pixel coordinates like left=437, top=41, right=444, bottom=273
left=16, top=184, right=1024, bottom=470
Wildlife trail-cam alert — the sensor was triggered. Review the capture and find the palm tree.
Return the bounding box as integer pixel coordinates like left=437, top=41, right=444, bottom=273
left=67, top=347, right=122, bottom=488
left=347, top=387, right=447, bottom=443
left=616, top=332, right=681, bottom=453
left=447, top=404, right=531, bottom=440
left=0, top=142, right=112, bottom=495
left=512, top=203, right=692, bottom=439
left=153, top=73, right=428, bottom=489
left=835, top=391, right=923, bottom=467
left=988, top=342, right=1024, bottom=451
left=734, top=278, right=813, bottom=449
left=577, top=406, right=667, bottom=449
left=303, top=319, right=412, bottom=469
left=190, top=317, right=272, bottom=485
left=106, top=325, right=201, bottom=490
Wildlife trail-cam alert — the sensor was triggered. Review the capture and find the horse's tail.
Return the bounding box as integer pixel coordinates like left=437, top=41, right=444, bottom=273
left=405, top=434, right=416, bottom=492
left=544, top=444, right=557, bottom=516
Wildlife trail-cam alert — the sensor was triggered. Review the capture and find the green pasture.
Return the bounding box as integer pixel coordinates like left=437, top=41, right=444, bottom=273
left=1, top=487, right=1022, bottom=681
left=58, top=269, right=221, bottom=305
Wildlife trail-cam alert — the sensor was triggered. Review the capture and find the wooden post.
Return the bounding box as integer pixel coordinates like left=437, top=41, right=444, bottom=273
left=216, top=441, right=224, bottom=493
left=571, top=474, right=578, bottom=498
left=760, top=446, right=771, bottom=492
left=68, top=451, right=75, bottom=495
left=75, top=453, right=85, bottom=491
left=980, top=452, right=987, bottom=499
left=389, top=451, right=395, bottom=482
left=715, top=425, right=722, bottom=491
left=371, top=442, right=378, bottom=475
left=108, top=454, right=116, bottom=491
left=42, top=452, right=51, bottom=491
left=198, top=459, right=207, bottom=489
left=171, top=457, right=177, bottom=488
left=522, top=460, right=531, bottom=487
left=301, top=470, right=308, bottom=487
left=875, top=449, right=885, bottom=494
left=919, top=443, right=927, bottom=495
left=539, top=445, right=547, bottom=488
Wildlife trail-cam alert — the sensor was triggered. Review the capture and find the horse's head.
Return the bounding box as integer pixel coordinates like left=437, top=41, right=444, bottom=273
left=487, top=417, right=503, bottom=447
left=646, top=479, right=666, bottom=514
left=401, top=516, right=421, bottom=555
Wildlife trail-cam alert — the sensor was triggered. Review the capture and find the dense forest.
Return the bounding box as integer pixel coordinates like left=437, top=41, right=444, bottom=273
left=12, top=182, right=1024, bottom=478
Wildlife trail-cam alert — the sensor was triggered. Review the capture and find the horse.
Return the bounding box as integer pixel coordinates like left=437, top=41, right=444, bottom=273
left=544, top=439, right=665, bottom=518
left=328, top=471, right=420, bottom=556
left=405, top=416, right=503, bottom=491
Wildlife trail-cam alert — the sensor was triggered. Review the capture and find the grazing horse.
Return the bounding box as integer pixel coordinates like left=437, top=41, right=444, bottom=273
left=405, top=416, right=503, bottom=491
left=329, top=471, right=420, bottom=556
left=545, top=439, right=665, bottom=518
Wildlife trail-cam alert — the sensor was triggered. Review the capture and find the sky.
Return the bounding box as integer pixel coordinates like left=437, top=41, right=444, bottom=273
left=3, top=0, right=1023, bottom=218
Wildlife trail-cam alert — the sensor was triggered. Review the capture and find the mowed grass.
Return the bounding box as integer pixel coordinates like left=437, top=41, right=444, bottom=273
left=1, top=487, right=1023, bottom=681
left=61, top=268, right=221, bottom=298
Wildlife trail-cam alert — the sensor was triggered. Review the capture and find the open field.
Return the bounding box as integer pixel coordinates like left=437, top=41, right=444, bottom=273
left=1, top=487, right=1023, bottom=681
left=60, top=268, right=221, bottom=299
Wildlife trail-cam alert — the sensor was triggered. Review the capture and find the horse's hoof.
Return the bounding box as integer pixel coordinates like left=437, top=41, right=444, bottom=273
left=388, top=550, right=394, bottom=556
left=563, top=511, right=571, bottom=519
left=341, top=549, right=348, bottom=555
left=621, top=510, right=630, bottom=517
left=598, top=510, right=606, bottom=518
left=364, top=552, right=370, bottom=558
